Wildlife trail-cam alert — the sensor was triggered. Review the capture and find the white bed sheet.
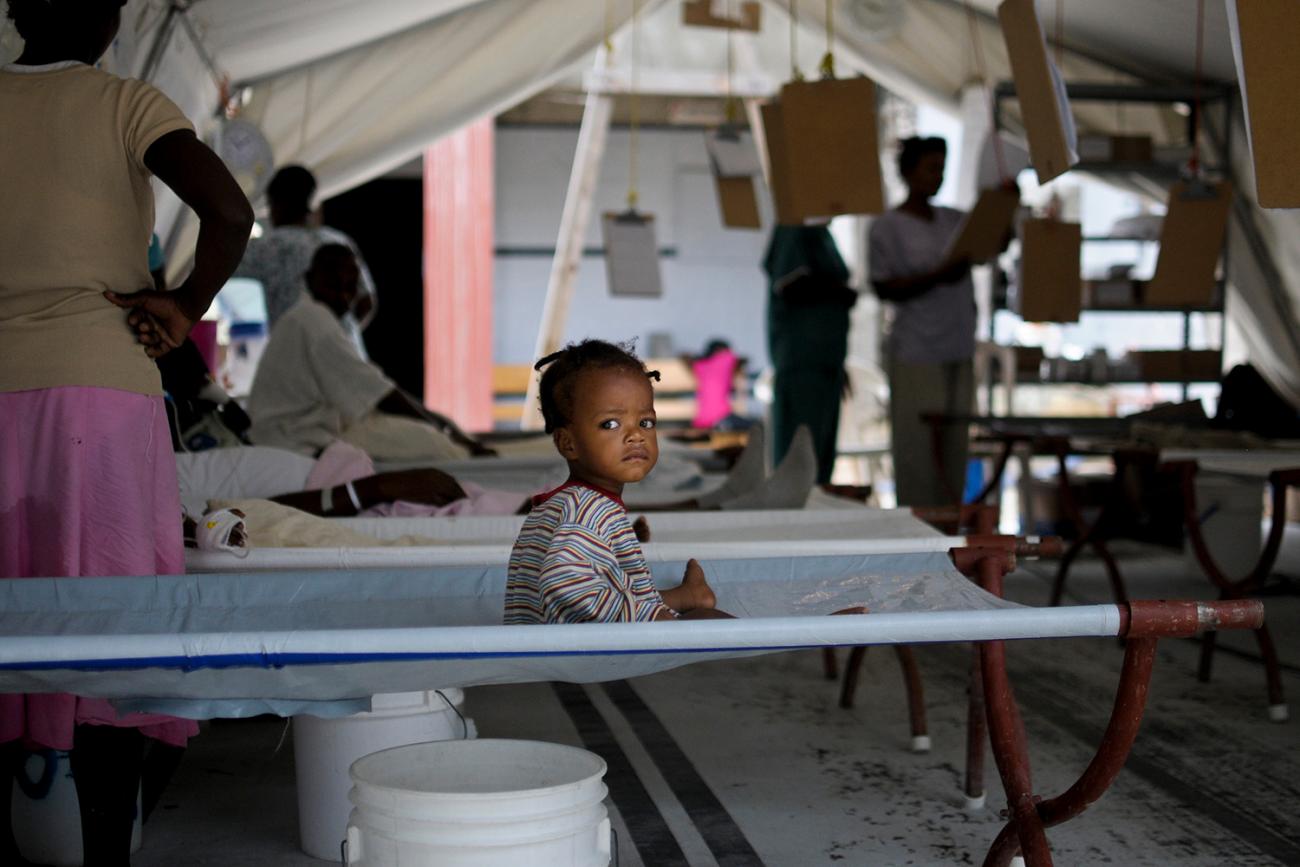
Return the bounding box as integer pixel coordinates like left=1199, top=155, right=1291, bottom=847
left=184, top=509, right=947, bottom=572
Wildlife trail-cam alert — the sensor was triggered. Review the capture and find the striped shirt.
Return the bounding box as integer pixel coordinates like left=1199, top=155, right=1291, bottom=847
left=504, top=481, right=674, bottom=624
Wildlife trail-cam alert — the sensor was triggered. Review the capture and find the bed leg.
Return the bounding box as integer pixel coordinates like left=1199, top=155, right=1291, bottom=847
left=965, top=646, right=987, bottom=809
left=1095, top=539, right=1128, bottom=607
left=839, top=647, right=866, bottom=708
left=1196, top=629, right=1217, bottom=682
left=1048, top=539, right=1082, bottom=607
left=822, top=647, right=839, bottom=681
left=1173, top=461, right=1292, bottom=718
left=982, top=637, right=1162, bottom=867
left=893, top=646, right=929, bottom=752
left=980, top=638, right=1053, bottom=867
left=1254, top=625, right=1288, bottom=718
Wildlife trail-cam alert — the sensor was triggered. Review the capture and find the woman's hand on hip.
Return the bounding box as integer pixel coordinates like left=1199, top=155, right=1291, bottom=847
left=104, top=287, right=199, bottom=358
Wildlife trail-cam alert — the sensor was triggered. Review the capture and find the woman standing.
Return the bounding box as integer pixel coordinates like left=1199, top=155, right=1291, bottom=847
left=0, top=1, right=252, bottom=862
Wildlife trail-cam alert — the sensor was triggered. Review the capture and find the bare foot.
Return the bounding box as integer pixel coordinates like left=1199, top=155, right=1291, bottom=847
left=632, top=515, right=651, bottom=543
left=664, top=558, right=715, bottom=612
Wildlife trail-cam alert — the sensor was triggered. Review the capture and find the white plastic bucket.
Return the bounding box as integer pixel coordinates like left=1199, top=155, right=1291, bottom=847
left=1187, top=475, right=1265, bottom=581
left=345, top=739, right=610, bottom=867
left=295, top=690, right=475, bottom=861
left=10, top=749, right=142, bottom=866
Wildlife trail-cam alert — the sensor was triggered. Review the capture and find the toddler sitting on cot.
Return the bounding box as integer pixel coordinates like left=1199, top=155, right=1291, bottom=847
left=504, top=340, right=730, bottom=624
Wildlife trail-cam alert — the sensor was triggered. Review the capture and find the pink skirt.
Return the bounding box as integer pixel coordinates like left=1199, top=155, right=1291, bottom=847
left=0, top=386, right=198, bottom=749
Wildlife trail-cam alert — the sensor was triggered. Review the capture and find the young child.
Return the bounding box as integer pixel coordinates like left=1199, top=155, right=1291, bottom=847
left=504, top=340, right=729, bottom=624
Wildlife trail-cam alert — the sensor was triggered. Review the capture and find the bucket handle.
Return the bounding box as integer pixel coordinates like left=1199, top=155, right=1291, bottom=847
left=14, top=749, right=59, bottom=801
left=599, top=817, right=613, bottom=865
left=343, top=826, right=361, bottom=865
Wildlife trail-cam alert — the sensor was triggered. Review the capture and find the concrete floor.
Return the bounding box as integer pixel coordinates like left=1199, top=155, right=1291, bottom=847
left=125, top=545, right=1299, bottom=866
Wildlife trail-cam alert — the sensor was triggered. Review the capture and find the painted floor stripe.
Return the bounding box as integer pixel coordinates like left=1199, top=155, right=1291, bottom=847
left=551, top=681, right=690, bottom=866
left=602, top=680, right=765, bottom=867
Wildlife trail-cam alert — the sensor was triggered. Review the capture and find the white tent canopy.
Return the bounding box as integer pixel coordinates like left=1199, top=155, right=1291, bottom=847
left=2, top=0, right=1296, bottom=399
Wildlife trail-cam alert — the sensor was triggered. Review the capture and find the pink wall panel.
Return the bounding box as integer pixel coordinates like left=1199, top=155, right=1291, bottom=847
left=423, top=117, right=494, bottom=432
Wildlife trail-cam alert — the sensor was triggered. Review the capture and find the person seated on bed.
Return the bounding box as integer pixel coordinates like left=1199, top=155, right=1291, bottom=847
left=504, top=340, right=732, bottom=624
left=247, top=244, right=494, bottom=462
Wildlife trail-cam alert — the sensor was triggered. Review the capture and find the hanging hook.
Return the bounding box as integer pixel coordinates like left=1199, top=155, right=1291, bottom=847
left=818, top=0, right=835, bottom=79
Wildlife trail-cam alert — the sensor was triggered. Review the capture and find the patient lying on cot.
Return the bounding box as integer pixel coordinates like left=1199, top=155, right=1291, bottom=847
left=504, top=340, right=732, bottom=623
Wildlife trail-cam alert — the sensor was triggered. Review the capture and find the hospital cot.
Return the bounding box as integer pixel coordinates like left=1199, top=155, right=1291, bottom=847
left=0, top=546, right=1262, bottom=866
left=185, top=501, right=1041, bottom=805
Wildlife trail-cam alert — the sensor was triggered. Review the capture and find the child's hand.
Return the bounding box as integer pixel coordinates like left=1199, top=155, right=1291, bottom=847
left=633, top=515, right=651, bottom=543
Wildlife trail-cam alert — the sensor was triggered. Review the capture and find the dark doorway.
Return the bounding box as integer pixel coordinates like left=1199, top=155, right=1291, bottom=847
left=322, top=177, right=425, bottom=398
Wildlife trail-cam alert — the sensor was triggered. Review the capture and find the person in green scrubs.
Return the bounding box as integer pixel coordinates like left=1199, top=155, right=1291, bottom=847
left=763, top=225, right=857, bottom=484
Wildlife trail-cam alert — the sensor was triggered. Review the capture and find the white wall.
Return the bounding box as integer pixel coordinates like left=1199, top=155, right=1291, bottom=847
left=493, top=126, right=772, bottom=367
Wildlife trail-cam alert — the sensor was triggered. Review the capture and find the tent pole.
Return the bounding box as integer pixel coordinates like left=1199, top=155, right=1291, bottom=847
left=521, top=47, right=614, bottom=430
left=138, top=5, right=179, bottom=83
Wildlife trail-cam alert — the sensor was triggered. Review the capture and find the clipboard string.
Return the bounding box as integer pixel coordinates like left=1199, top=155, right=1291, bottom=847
left=1186, top=0, right=1205, bottom=179
left=628, top=0, right=641, bottom=209
left=818, top=0, right=835, bottom=79
left=1054, top=0, right=1064, bottom=69
left=964, top=0, right=1008, bottom=185
left=603, top=0, right=613, bottom=54
left=788, top=0, right=803, bottom=81
left=725, top=0, right=739, bottom=124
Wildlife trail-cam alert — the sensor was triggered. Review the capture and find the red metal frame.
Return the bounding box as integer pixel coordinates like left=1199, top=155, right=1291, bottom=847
left=1168, top=461, right=1296, bottom=716
left=958, top=548, right=1265, bottom=866
left=935, top=419, right=1289, bottom=718
left=835, top=514, right=1061, bottom=808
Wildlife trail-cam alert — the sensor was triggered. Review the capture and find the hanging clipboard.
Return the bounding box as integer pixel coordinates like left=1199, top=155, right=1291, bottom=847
left=602, top=210, right=663, bottom=298
left=1015, top=218, right=1081, bottom=322
left=1227, top=0, right=1300, bottom=208
left=707, top=124, right=763, bottom=229
left=1147, top=180, right=1232, bottom=307
left=705, top=125, right=763, bottom=178
left=682, top=0, right=761, bottom=31
left=944, top=186, right=1021, bottom=264
left=998, top=0, right=1079, bottom=184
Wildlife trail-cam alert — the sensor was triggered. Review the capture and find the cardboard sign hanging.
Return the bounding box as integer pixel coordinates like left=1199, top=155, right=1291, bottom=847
left=998, top=0, right=1078, bottom=184
left=705, top=126, right=762, bottom=178
left=944, top=187, right=1021, bottom=264
left=1015, top=219, right=1081, bottom=322
left=1226, top=0, right=1300, bottom=208
left=714, top=176, right=762, bottom=228
left=682, top=0, right=761, bottom=32
left=760, top=100, right=797, bottom=223
left=602, top=211, right=663, bottom=298
left=1146, top=181, right=1232, bottom=307
left=762, top=76, right=885, bottom=224
left=706, top=124, right=763, bottom=230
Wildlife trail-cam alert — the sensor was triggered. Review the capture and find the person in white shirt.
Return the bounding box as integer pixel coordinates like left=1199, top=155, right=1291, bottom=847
left=868, top=136, right=976, bottom=508
left=248, top=244, right=493, bottom=461
left=234, top=164, right=375, bottom=354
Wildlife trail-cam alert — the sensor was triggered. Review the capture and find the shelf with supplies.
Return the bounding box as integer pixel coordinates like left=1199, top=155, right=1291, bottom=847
left=1004, top=346, right=1222, bottom=388
left=1079, top=278, right=1225, bottom=313
left=983, top=80, right=1235, bottom=413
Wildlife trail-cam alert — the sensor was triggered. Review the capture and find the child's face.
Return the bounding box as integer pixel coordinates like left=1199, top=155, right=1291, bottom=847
left=555, top=367, right=658, bottom=493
